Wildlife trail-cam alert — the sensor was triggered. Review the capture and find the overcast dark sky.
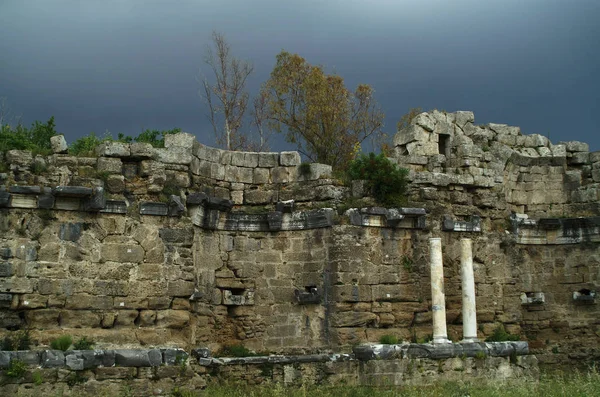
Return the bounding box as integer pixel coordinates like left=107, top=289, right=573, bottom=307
left=1, top=0, right=599, bottom=152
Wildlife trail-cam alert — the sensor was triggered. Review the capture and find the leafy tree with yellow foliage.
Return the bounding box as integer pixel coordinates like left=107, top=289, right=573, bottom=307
left=262, top=51, right=385, bottom=170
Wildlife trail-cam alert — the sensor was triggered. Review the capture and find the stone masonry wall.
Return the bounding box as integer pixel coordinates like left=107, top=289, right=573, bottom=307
left=0, top=111, right=599, bottom=371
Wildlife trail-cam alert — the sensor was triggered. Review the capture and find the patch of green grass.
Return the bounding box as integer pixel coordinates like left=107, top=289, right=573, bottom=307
left=379, top=335, right=399, bottom=344
left=485, top=325, right=520, bottom=342
left=73, top=336, right=94, bottom=350
left=50, top=334, right=73, bottom=351
left=216, top=344, right=259, bottom=358
left=32, top=370, right=43, bottom=385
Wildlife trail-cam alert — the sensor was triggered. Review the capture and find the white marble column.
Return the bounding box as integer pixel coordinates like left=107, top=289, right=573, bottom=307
left=430, top=238, right=450, bottom=344
left=460, top=238, right=479, bottom=342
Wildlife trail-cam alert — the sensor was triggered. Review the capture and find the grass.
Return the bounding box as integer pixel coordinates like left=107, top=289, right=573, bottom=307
left=50, top=334, right=73, bottom=351
left=164, top=369, right=600, bottom=396
left=379, top=335, right=399, bottom=344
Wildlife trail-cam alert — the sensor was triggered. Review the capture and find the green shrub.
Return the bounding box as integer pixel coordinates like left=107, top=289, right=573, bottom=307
left=0, top=117, right=57, bottom=154
left=379, top=335, right=399, bottom=344
left=73, top=336, right=94, bottom=350
left=69, top=132, right=103, bottom=156
left=134, top=128, right=181, bottom=148
left=485, top=325, right=520, bottom=342
left=32, top=370, right=43, bottom=385
left=1, top=329, right=32, bottom=351
left=6, top=359, right=27, bottom=378
left=50, top=334, right=73, bottom=351
left=217, top=344, right=257, bottom=357
left=347, top=153, right=409, bottom=206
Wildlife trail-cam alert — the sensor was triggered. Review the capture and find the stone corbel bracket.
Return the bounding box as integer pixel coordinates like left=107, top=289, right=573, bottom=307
left=442, top=215, right=481, bottom=232
left=346, top=207, right=426, bottom=229
left=2, top=185, right=107, bottom=212
left=188, top=196, right=334, bottom=232
left=511, top=213, right=600, bottom=245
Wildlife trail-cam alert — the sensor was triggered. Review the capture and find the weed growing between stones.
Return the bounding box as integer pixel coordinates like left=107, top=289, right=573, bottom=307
left=485, top=325, right=520, bottom=342
left=1, top=329, right=32, bottom=350
left=73, top=336, right=95, bottom=350
left=379, top=335, right=399, bottom=344
left=5, top=359, right=27, bottom=378
left=50, top=334, right=73, bottom=351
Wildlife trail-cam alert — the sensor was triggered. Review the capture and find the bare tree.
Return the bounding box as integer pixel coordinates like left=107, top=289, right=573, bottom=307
left=199, top=31, right=254, bottom=151
left=251, top=86, right=273, bottom=151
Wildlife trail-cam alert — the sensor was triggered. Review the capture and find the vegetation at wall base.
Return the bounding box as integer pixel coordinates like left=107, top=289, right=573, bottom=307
left=379, top=334, right=399, bottom=344
left=485, top=325, right=520, bottom=342
left=5, top=359, right=27, bottom=378
left=73, top=336, right=95, bottom=350
left=347, top=152, right=409, bottom=207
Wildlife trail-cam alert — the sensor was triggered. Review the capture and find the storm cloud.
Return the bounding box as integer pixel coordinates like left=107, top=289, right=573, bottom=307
left=0, top=0, right=598, bottom=151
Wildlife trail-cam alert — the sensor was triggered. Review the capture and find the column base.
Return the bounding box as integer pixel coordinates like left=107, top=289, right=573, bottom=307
left=432, top=336, right=452, bottom=344
left=460, top=337, right=480, bottom=343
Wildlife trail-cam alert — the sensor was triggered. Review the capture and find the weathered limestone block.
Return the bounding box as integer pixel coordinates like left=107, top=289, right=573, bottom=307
left=60, top=310, right=102, bottom=327
left=550, top=144, right=567, bottom=157
left=154, top=147, right=192, bottom=165
left=570, top=152, right=589, bottom=164
left=6, top=150, right=33, bottom=166
left=523, top=134, right=549, bottom=148
left=225, top=165, right=253, bottom=184
left=96, top=142, right=130, bottom=157
left=560, top=140, right=589, bottom=153
left=489, top=123, right=520, bottom=136
left=280, top=151, right=301, bottom=166
left=129, top=142, right=154, bottom=159
left=406, top=141, right=439, bottom=156
left=193, top=142, right=222, bottom=162
left=156, top=310, right=190, bottom=328
left=394, top=125, right=429, bottom=146
left=50, top=135, right=68, bottom=153
left=97, top=157, right=122, bottom=174
left=164, top=132, right=196, bottom=148
left=258, top=152, right=279, bottom=167
left=106, top=175, right=125, bottom=193
left=0, top=187, right=10, bottom=207
left=297, top=163, right=332, bottom=181
left=140, top=160, right=165, bottom=176
left=231, top=152, right=259, bottom=168
left=65, top=295, right=114, bottom=310
left=100, top=244, right=145, bottom=263
left=0, top=277, right=34, bottom=293
left=331, top=312, right=377, bottom=327
left=41, top=350, right=65, bottom=367
left=244, top=190, right=274, bottom=205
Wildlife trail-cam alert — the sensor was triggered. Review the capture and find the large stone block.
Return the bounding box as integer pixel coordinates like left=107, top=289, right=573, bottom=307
left=394, top=125, right=429, bottom=146
left=280, top=151, right=301, bottom=166
left=156, top=310, right=190, bottom=329
left=96, top=142, right=130, bottom=157
left=154, top=147, right=193, bottom=165
left=50, top=135, right=69, bottom=153
left=165, top=132, right=196, bottom=148
left=100, top=244, right=145, bottom=263
left=97, top=157, right=122, bottom=174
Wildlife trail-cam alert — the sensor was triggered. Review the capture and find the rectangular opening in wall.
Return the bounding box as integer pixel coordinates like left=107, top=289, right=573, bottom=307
left=438, top=134, right=450, bottom=156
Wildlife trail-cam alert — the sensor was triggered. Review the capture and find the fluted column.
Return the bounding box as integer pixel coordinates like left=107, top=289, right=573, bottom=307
left=460, top=238, right=479, bottom=342
left=430, top=238, right=450, bottom=344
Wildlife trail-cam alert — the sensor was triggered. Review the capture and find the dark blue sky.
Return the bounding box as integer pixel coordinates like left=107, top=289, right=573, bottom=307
left=1, top=0, right=599, bottom=151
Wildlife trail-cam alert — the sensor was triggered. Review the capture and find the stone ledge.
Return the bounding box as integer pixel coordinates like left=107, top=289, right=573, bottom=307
left=511, top=214, right=600, bottom=244
left=353, top=341, right=529, bottom=361
left=346, top=207, right=426, bottom=229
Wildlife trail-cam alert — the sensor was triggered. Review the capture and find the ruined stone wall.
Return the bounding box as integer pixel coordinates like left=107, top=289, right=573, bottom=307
left=0, top=112, right=599, bottom=370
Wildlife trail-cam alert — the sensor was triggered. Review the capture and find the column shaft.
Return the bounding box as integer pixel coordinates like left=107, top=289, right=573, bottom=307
left=460, top=238, right=479, bottom=342
left=430, top=238, right=450, bottom=344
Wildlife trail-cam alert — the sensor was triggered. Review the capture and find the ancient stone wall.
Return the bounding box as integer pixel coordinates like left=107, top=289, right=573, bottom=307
left=0, top=111, right=599, bottom=373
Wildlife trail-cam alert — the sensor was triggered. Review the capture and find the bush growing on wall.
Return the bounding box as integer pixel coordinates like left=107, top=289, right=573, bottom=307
left=347, top=152, right=409, bottom=206
left=0, top=117, right=58, bottom=154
